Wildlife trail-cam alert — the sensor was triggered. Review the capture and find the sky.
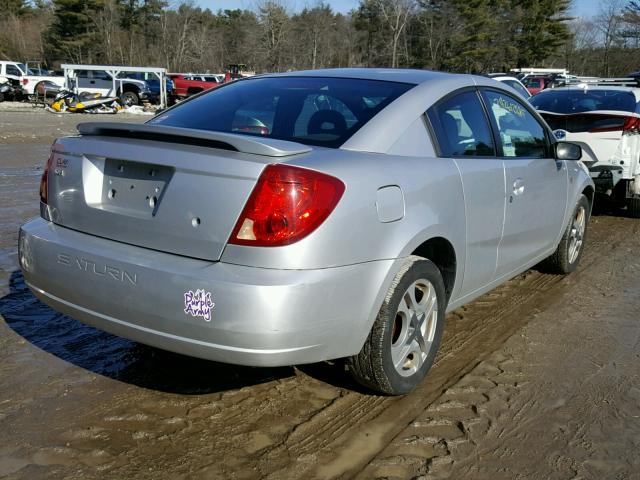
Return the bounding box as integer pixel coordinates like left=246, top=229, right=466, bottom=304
left=193, top=0, right=605, bottom=18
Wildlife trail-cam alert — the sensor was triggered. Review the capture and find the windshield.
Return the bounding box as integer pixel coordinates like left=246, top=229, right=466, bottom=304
left=531, top=89, right=637, bottom=114
left=15, top=63, right=32, bottom=75
left=149, top=76, right=414, bottom=148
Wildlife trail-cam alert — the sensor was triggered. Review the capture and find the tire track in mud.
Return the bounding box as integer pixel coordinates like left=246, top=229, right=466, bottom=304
left=255, top=216, right=635, bottom=480
left=356, top=218, right=640, bottom=480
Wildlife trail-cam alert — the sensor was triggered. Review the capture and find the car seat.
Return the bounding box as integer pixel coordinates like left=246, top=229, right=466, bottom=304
left=308, top=110, right=348, bottom=137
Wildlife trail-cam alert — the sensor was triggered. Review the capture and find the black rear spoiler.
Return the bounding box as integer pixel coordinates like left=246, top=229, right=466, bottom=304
left=77, top=122, right=312, bottom=157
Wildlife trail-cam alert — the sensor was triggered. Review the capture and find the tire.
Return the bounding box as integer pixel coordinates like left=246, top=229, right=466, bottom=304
left=348, top=256, right=447, bottom=395
left=539, top=194, right=590, bottom=274
left=120, top=90, right=139, bottom=107
left=628, top=197, right=640, bottom=218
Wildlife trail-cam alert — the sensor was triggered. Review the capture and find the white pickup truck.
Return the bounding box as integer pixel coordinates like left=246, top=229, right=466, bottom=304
left=0, top=61, right=66, bottom=96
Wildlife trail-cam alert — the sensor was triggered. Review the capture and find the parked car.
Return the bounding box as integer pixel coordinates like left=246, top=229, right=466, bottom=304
left=0, top=61, right=65, bottom=97
left=118, top=71, right=174, bottom=104
left=531, top=85, right=640, bottom=217
left=19, top=69, right=593, bottom=395
left=168, top=73, right=222, bottom=98
left=487, top=74, right=531, bottom=99
left=71, top=69, right=152, bottom=106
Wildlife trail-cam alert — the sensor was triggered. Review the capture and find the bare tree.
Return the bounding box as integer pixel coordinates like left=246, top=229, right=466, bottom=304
left=595, top=0, right=624, bottom=76
left=257, top=0, right=291, bottom=71
left=374, top=0, right=414, bottom=67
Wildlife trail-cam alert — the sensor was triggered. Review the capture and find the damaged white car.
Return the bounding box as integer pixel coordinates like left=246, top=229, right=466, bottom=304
left=531, top=85, right=640, bottom=216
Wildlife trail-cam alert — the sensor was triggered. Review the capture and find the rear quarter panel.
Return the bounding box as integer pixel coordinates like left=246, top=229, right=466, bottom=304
left=221, top=148, right=467, bottom=298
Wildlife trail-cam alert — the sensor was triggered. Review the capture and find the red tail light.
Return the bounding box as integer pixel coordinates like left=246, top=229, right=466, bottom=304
left=21, top=78, right=28, bottom=85
left=39, top=151, right=54, bottom=204
left=623, top=116, right=640, bottom=135
left=229, top=164, right=345, bottom=247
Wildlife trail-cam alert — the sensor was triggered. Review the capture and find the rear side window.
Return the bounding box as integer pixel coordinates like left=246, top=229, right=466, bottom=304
left=483, top=90, right=548, bottom=158
left=531, top=89, right=637, bottom=114
left=150, top=77, right=414, bottom=148
left=428, top=90, right=495, bottom=157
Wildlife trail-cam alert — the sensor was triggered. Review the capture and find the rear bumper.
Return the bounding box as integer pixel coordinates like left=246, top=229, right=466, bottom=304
left=19, top=218, right=395, bottom=367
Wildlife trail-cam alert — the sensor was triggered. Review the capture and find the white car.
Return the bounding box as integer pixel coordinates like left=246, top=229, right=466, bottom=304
left=0, top=61, right=65, bottom=96
left=531, top=85, right=640, bottom=217
left=530, top=84, right=640, bottom=218
left=488, top=74, right=532, bottom=100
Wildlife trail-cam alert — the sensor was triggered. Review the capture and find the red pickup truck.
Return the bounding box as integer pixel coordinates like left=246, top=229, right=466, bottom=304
left=168, top=74, right=223, bottom=98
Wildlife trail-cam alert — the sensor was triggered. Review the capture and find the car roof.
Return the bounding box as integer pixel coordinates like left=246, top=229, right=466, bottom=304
left=489, top=75, right=522, bottom=82
left=263, top=68, right=463, bottom=85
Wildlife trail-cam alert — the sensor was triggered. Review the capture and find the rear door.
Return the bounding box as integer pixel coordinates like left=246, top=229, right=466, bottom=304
left=428, top=89, right=505, bottom=296
left=481, top=89, right=568, bottom=277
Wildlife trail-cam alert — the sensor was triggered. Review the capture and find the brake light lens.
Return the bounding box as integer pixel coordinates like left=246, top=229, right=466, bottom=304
left=39, top=150, right=54, bottom=204
left=623, top=116, right=640, bottom=135
left=229, top=164, right=345, bottom=247
left=21, top=78, right=28, bottom=85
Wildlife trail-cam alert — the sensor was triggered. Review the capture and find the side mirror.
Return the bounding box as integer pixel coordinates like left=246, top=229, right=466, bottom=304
left=555, top=142, right=582, bottom=161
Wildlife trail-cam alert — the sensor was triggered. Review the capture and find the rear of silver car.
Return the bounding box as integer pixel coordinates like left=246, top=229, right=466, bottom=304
left=19, top=124, right=395, bottom=366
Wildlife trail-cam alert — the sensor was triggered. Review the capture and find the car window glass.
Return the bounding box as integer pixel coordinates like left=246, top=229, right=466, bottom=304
left=150, top=77, right=413, bottom=148
left=232, top=96, right=278, bottom=136
left=504, top=80, right=530, bottom=98
left=530, top=89, right=637, bottom=114
left=483, top=90, right=547, bottom=158
left=294, top=94, right=358, bottom=137
left=6, top=65, right=21, bottom=76
left=525, top=79, right=541, bottom=88
left=429, top=90, right=495, bottom=157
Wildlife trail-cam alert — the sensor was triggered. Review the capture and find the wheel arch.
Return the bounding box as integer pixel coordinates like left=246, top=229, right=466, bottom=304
left=410, top=236, right=457, bottom=302
left=582, top=184, right=595, bottom=211
left=121, top=83, right=141, bottom=93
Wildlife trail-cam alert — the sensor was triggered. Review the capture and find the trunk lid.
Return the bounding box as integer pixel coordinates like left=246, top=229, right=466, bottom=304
left=45, top=122, right=311, bottom=261
left=540, top=110, right=631, bottom=166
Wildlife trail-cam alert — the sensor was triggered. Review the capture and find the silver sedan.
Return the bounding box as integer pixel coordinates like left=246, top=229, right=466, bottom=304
left=19, top=69, right=594, bottom=394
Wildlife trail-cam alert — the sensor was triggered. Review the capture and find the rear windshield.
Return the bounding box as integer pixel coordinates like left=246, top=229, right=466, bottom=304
left=149, top=76, right=414, bottom=148
left=531, top=89, right=637, bottom=114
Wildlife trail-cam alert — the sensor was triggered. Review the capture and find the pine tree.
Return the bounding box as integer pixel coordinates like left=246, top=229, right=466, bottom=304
left=46, top=0, right=104, bottom=63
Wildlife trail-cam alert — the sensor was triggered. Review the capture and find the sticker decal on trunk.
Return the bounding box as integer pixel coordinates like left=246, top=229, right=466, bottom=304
left=184, top=289, right=215, bottom=322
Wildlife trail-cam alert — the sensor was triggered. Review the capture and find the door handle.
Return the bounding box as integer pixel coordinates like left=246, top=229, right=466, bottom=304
left=90, top=80, right=95, bottom=84
left=512, top=178, right=525, bottom=196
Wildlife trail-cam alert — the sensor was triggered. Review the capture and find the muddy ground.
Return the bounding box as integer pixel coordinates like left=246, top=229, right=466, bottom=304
left=0, top=105, right=639, bottom=480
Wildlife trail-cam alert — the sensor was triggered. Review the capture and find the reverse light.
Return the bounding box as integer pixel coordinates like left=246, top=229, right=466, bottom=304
left=229, top=164, right=345, bottom=247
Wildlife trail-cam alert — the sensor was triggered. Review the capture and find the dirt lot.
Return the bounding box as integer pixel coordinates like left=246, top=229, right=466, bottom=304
left=1, top=106, right=639, bottom=480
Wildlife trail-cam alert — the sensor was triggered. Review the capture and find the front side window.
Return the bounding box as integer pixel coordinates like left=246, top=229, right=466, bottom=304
left=428, top=90, right=495, bottom=157
left=483, top=90, right=547, bottom=158
left=150, top=77, right=414, bottom=148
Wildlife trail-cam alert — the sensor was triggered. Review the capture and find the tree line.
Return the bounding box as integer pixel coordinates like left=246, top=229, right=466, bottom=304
left=0, top=0, right=639, bottom=77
